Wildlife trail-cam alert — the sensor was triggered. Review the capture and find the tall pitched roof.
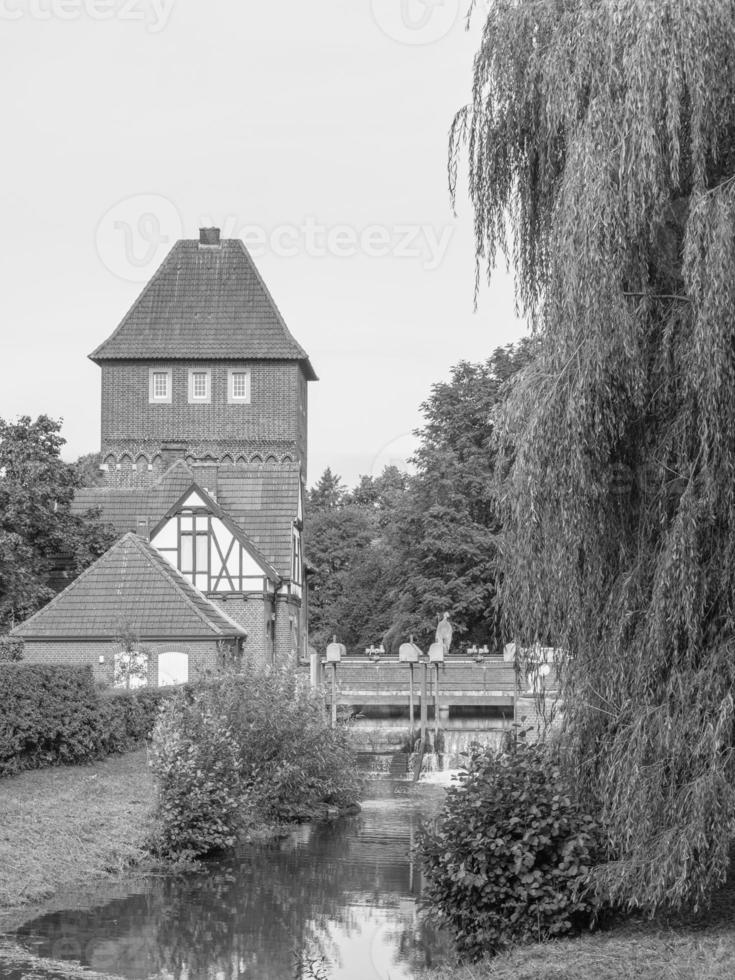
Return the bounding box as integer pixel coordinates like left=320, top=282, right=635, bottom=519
left=12, top=532, right=247, bottom=641
left=89, top=238, right=317, bottom=380
left=71, top=461, right=301, bottom=578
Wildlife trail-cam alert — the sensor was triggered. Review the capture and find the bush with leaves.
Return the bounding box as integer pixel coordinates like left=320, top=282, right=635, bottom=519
left=0, top=664, right=103, bottom=774
left=0, top=635, right=23, bottom=661
left=224, top=666, right=362, bottom=823
left=148, top=667, right=362, bottom=856
left=148, top=690, right=244, bottom=858
left=0, top=664, right=179, bottom=775
left=418, top=738, right=603, bottom=959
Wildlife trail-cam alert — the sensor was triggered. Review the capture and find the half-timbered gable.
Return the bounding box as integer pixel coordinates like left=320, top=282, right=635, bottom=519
left=150, top=484, right=281, bottom=597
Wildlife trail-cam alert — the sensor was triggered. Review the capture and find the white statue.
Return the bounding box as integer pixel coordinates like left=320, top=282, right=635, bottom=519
left=435, top=612, right=453, bottom=654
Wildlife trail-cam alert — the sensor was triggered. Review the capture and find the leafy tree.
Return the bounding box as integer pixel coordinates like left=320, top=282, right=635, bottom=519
left=306, top=492, right=386, bottom=652
left=307, top=467, right=346, bottom=511
left=73, top=451, right=105, bottom=487
left=384, top=343, right=536, bottom=652
left=305, top=346, right=534, bottom=654
left=454, top=0, right=735, bottom=910
left=0, top=416, right=117, bottom=629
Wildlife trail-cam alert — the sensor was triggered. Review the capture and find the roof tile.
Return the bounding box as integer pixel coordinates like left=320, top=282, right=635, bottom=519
left=13, top=533, right=246, bottom=640
left=89, top=240, right=317, bottom=380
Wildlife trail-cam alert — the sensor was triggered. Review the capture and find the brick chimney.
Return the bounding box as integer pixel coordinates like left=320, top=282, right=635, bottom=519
left=199, top=227, right=221, bottom=246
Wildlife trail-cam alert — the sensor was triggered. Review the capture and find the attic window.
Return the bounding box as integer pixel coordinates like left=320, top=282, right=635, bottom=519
left=228, top=368, right=251, bottom=404
left=188, top=368, right=211, bottom=404
left=149, top=368, right=172, bottom=404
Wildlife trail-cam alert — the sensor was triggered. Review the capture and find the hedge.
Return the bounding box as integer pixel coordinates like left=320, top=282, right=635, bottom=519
left=0, top=664, right=181, bottom=776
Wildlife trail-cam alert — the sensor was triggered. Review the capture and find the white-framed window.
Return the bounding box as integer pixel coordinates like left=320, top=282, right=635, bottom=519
left=188, top=368, right=211, bottom=403
left=149, top=368, right=172, bottom=404
left=228, top=367, right=251, bottom=404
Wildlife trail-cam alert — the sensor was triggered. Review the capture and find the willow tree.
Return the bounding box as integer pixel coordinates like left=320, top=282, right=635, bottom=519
left=451, top=0, right=735, bottom=912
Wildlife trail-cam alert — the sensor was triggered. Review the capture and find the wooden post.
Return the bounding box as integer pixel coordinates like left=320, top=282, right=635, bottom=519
left=420, top=660, right=428, bottom=750
left=434, top=663, right=440, bottom=748
left=331, top=662, right=337, bottom=729
left=408, top=663, right=415, bottom=740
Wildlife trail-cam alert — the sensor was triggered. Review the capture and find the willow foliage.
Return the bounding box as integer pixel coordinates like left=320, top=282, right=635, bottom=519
left=453, top=0, right=735, bottom=912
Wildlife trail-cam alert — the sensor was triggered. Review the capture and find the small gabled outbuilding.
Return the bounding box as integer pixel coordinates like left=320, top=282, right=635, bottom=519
left=13, top=532, right=247, bottom=687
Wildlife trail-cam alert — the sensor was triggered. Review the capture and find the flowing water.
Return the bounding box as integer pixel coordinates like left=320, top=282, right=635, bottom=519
left=9, top=778, right=454, bottom=980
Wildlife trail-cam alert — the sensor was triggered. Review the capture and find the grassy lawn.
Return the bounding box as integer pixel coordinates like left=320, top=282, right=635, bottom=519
left=0, top=750, right=155, bottom=923
left=421, top=869, right=735, bottom=980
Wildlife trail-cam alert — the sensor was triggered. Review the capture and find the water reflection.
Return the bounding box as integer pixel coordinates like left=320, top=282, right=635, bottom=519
left=14, top=780, right=449, bottom=980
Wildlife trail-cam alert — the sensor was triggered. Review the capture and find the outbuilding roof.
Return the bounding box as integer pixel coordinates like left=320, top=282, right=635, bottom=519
left=89, top=236, right=317, bottom=381
left=12, top=532, right=247, bottom=641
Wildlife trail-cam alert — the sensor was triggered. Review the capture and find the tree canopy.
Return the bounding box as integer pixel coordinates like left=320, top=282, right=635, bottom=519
left=0, top=416, right=116, bottom=631
left=454, top=0, right=735, bottom=910
left=306, top=342, right=534, bottom=654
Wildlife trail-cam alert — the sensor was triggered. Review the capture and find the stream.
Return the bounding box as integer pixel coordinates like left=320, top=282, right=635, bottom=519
left=7, top=777, right=454, bottom=980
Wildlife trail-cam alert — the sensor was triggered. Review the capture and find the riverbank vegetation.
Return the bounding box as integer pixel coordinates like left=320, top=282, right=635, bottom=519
left=419, top=739, right=603, bottom=958
left=0, top=749, right=155, bottom=923
left=148, top=666, right=362, bottom=858
left=448, top=0, right=735, bottom=919
left=421, top=924, right=735, bottom=980
left=0, top=667, right=361, bottom=921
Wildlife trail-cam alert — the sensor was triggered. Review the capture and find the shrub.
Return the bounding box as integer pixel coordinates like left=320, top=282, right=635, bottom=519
left=0, top=664, right=103, bottom=774
left=418, top=737, right=603, bottom=959
left=222, top=667, right=362, bottom=822
left=148, top=693, right=244, bottom=857
left=147, top=667, right=362, bottom=856
left=0, top=636, right=24, bottom=661
left=98, top=686, right=183, bottom=755
left=0, top=664, right=180, bottom=775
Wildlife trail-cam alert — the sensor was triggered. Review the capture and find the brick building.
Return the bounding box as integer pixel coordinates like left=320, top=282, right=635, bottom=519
left=14, top=228, right=315, bottom=680
left=13, top=533, right=248, bottom=686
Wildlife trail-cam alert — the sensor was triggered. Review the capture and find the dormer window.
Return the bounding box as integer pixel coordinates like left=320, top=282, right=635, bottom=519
left=149, top=368, right=172, bottom=403
left=188, top=368, right=211, bottom=403
left=228, top=368, right=251, bottom=404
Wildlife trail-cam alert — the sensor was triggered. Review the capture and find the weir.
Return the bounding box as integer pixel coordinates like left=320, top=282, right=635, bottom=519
left=316, top=654, right=521, bottom=770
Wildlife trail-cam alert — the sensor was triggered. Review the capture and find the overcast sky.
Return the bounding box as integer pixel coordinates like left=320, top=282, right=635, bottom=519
left=0, top=0, right=526, bottom=486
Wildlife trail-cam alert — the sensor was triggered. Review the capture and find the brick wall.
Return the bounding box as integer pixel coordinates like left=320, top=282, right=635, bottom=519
left=21, top=639, right=223, bottom=687
left=100, top=360, right=307, bottom=478
left=274, top=595, right=304, bottom=663
left=210, top=596, right=273, bottom=668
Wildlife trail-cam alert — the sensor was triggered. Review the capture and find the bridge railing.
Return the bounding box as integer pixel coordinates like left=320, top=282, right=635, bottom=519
left=319, top=657, right=518, bottom=706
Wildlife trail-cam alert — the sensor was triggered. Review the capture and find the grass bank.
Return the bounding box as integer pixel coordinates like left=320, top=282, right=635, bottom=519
left=421, top=930, right=734, bottom=980
left=421, top=872, right=735, bottom=980
left=0, top=749, right=156, bottom=927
